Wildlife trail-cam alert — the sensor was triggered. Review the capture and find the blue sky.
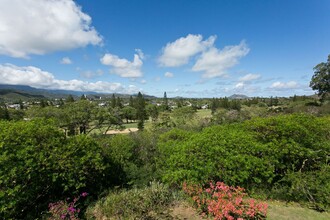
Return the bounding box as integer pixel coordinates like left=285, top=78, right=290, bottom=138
left=0, top=0, right=329, bottom=97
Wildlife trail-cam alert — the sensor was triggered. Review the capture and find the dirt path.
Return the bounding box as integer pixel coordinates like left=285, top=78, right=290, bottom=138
left=105, top=128, right=139, bottom=135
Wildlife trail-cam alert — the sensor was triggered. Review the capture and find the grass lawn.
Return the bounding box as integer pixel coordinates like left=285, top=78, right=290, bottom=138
left=196, top=109, right=212, bottom=118
left=123, top=122, right=138, bottom=129
left=267, top=201, right=330, bottom=220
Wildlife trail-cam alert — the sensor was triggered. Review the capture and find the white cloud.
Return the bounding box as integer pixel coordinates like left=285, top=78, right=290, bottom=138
left=158, top=34, right=216, bottom=67
left=0, top=0, right=102, bottom=58
left=164, top=72, right=174, bottom=78
left=239, top=73, right=261, bottom=82
left=100, top=50, right=144, bottom=78
left=60, top=57, right=72, bottom=64
left=140, top=79, right=147, bottom=84
left=270, top=81, right=298, bottom=89
left=235, top=82, right=245, bottom=89
left=80, top=69, right=104, bottom=79
left=0, top=64, right=138, bottom=94
left=192, top=41, right=250, bottom=78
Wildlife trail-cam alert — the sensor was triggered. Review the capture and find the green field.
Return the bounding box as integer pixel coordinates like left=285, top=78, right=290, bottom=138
left=196, top=109, right=212, bottom=118
left=267, top=201, right=330, bottom=220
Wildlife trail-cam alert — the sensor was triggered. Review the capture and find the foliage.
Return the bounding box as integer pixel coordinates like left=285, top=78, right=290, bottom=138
left=158, top=123, right=273, bottom=188
left=0, top=105, right=10, bottom=120
left=171, top=106, right=196, bottom=127
left=272, top=164, right=330, bottom=212
left=183, top=181, right=268, bottom=219
left=136, top=92, right=146, bottom=130
left=157, top=114, right=330, bottom=209
left=86, top=181, right=175, bottom=220
left=310, top=54, right=330, bottom=101
left=47, top=192, right=88, bottom=220
left=97, top=130, right=160, bottom=186
left=0, top=119, right=115, bottom=219
left=121, top=106, right=137, bottom=123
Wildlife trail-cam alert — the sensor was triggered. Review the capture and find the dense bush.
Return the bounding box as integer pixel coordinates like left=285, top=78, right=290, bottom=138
left=158, top=123, right=273, bottom=188
left=0, top=119, right=115, bottom=219
left=157, top=114, right=330, bottom=209
left=97, top=130, right=160, bottom=186
left=86, top=181, right=175, bottom=219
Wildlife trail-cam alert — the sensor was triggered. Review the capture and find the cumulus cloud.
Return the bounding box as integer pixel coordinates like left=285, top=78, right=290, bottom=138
left=0, top=0, right=102, bottom=58
left=164, top=72, right=174, bottom=78
left=239, top=73, right=261, bottom=82
left=270, top=81, right=299, bottom=90
left=0, top=64, right=139, bottom=94
left=100, top=50, right=144, bottom=78
left=235, top=82, right=245, bottom=89
left=192, top=41, right=250, bottom=78
left=80, top=69, right=104, bottom=79
left=60, top=57, right=73, bottom=64
left=158, top=34, right=216, bottom=67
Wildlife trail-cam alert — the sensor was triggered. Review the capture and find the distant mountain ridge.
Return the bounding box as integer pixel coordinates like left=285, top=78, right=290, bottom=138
left=228, top=94, right=249, bottom=99
left=0, top=84, right=156, bottom=101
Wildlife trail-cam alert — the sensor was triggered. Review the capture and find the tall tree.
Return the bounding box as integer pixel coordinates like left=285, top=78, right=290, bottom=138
left=116, top=96, right=123, bottom=108
left=136, top=92, right=146, bottom=130
left=111, top=94, right=117, bottom=108
left=310, top=54, right=330, bottom=101
left=163, top=91, right=169, bottom=111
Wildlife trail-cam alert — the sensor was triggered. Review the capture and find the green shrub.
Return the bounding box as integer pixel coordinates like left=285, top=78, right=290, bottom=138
left=158, top=124, right=273, bottom=188
left=272, top=164, right=330, bottom=211
left=157, top=114, right=330, bottom=209
left=98, top=130, right=161, bottom=186
left=86, top=181, right=175, bottom=219
left=0, top=119, right=115, bottom=219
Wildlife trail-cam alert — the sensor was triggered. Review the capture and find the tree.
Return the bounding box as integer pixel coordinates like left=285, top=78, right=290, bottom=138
left=136, top=92, right=146, bottom=130
left=111, top=94, right=117, bottom=108
left=163, top=92, right=169, bottom=111
left=116, top=96, right=123, bottom=108
left=0, top=103, right=10, bottom=120
left=310, top=54, right=330, bottom=101
left=66, top=95, right=75, bottom=103
left=146, top=104, right=159, bottom=122
left=80, top=94, right=87, bottom=100
left=121, top=106, right=137, bottom=123
left=129, top=95, right=134, bottom=107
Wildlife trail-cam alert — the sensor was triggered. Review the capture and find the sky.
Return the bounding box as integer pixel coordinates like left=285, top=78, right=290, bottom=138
left=0, top=0, right=329, bottom=98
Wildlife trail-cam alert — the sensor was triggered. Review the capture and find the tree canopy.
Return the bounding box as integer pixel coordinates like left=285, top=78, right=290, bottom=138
left=310, top=54, right=330, bottom=101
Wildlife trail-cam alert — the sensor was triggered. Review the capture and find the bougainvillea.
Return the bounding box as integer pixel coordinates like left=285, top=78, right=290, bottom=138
left=183, top=181, right=268, bottom=220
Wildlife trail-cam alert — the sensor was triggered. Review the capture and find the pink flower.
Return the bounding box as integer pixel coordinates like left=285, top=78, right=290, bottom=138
left=68, top=207, right=76, bottom=212
left=81, top=192, right=88, bottom=197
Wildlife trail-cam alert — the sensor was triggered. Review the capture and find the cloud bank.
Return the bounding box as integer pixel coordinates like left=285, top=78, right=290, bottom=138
left=0, top=64, right=139, bottom=94
left=0, top=0, right=102, bottom=58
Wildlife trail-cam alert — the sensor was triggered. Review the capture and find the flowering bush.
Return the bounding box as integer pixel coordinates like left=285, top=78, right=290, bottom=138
left=48, top=192, right=88, bottom=220
left=183, top=182, right=268, bottom=220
